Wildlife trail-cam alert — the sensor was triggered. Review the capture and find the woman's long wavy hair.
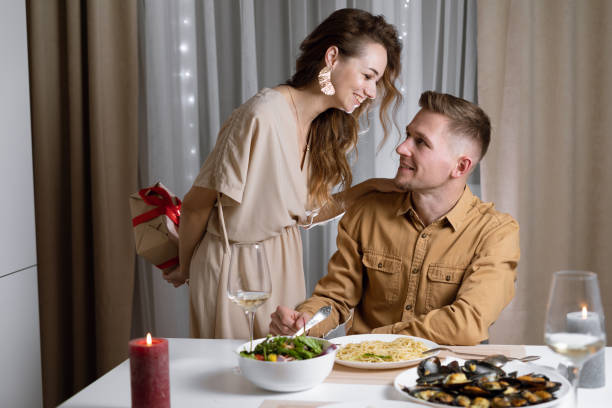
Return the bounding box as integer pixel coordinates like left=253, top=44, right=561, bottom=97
left=287, top=8, right=402, bottom=208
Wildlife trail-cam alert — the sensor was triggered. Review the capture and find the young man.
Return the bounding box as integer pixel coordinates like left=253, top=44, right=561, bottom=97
left=269, top=91, right=519, bottom=345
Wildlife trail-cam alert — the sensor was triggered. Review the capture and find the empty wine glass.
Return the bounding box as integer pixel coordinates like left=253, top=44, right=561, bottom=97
left=544, top=270, right=606, bottom=407
left=227, top=242, right=272, bottom=351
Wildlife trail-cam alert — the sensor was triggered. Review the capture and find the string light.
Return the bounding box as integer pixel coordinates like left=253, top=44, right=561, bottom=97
left=178, top=11, right=198, bottom=163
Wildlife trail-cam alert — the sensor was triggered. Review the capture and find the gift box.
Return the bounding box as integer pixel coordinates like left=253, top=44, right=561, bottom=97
left=130, top=182, right=181, bottom=269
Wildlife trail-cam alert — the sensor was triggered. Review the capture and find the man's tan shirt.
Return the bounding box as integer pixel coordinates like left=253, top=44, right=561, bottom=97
left=298, top=187, right=520, bottom=345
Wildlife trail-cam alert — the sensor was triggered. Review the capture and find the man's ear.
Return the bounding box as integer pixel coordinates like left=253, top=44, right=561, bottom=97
left=324, top=46, right=340, bottom=68
left=452, top=155, right=473, bottom=178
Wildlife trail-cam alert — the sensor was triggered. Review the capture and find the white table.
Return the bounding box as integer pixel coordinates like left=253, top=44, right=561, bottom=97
left=59, top=338, right=611, bottom=407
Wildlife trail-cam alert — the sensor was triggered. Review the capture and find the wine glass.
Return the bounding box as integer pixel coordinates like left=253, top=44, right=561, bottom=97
left=544, top=270, right=606, bottom=407
left=227, top=242, right=272, bottom=351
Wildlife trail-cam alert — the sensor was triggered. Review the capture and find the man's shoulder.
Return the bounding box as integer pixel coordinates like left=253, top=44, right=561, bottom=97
left=347, top=191, right=406, bottom=217
left=470, top=197, right=519, bottom=231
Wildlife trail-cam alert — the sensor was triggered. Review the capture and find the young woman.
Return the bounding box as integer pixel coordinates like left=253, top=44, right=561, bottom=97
left=163, top=8, right=403, bottom=338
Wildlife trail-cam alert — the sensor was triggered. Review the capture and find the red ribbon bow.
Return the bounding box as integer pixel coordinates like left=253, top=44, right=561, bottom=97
left=132, top=186, right=182, bottom=269
left=132, top=186, right=182, bottom=227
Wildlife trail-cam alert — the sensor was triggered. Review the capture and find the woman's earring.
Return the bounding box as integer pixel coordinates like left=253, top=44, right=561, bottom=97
left=318, top=66, right=335, bottom=95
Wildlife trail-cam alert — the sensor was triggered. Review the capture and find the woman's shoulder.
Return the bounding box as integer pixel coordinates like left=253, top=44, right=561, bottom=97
left=234, top=88, right=287, bottom=122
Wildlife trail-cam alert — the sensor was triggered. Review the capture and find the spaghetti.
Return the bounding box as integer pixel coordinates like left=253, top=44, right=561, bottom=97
left=336, top=337, right=429, bottom=363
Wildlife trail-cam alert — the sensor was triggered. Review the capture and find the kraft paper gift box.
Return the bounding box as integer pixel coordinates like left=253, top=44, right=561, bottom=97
left=130, top=182, right=181, bottom=269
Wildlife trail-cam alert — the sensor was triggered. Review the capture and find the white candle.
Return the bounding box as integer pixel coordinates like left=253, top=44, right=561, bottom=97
left=566, top=306, right=605, bottom=388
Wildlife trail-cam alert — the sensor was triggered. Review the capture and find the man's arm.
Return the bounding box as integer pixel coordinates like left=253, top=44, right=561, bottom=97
left=372, top=218, right=520, bottom=345
left=294, top=209, right=366, bottom=337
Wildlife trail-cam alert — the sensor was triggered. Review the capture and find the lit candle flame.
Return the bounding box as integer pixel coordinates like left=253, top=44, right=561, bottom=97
left=146, top=333, right=152, bottom=345
left=581, top=305, right=588, bottom=319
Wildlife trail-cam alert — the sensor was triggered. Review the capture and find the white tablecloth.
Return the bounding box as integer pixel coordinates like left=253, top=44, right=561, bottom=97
left=59, top=338, right=611, bottom=407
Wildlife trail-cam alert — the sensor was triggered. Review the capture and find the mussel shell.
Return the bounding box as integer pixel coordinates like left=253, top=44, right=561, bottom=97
left=455, top=395, right=471, bottom=407
left=416, top=372, right=446, bottom=386
left=478, top=380, right=507, bottom=394
left=470, top=397, right=491, bottom=408
left=405, top=386, right=445, bottom=401
left=461, top=384, right=494, bottom=398
left=491, top=396, right=511, bottom=407
left=463, top=360, right=506, bottom=380
left=543, top=381, right=562, bottom=393
left=499, top=376, right=522, bottom=387
left=533, top=390, right=554, bottom=402
left=501, top=385, right=521, bottom=396
left=432, top=391, right=456, bottom=404
left=517, top=373, right=549, bottom=385
left=418, top=356, right=444, bottom=377
left=520, top=390, right=541, bottom=403
left=447, top=360, right=462, bottom=373
left=508, top=396, right=528, bottom=407
left=471, top=372, right=502, bottom=383
left=443, top=372, right=472, bottom=388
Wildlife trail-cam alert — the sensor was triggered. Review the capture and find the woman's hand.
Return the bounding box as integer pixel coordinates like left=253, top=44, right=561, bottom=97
left=166, top=186, right=216, bottom=289
left=313, top=178, right=407, bottom=225
left=162, top=265, right=189, bottom=288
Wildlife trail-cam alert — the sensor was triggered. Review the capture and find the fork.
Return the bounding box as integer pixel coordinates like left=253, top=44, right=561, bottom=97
left=422, top=347, right=540, bottom=366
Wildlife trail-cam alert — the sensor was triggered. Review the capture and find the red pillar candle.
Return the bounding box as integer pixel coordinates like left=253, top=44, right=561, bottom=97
left=129, top=333, right=170, bottom=408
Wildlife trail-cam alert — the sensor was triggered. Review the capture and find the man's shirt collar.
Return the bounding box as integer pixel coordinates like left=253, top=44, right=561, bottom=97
left=396, top=186, right=475, bottom=231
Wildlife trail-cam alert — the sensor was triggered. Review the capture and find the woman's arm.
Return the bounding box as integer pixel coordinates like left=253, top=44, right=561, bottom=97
left=312, top=178, right=403, bottom=223
left=162, top=186, right=217, bottom=287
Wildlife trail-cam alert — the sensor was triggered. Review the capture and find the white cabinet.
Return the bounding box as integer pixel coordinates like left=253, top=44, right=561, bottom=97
left=0, top=0, right=37, bottom=277
left=0, top=267, right=42, bottom=407
left=0, top=0, right=42, bottom=406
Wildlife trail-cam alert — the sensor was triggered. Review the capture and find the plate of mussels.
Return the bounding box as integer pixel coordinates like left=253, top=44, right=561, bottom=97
left=393, top=356, right=571, bottom=407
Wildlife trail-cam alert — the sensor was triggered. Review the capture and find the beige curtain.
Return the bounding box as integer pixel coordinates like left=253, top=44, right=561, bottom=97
left=27, top=0, right=138, bottom=406
left=478, top=0, right=612, bottom=344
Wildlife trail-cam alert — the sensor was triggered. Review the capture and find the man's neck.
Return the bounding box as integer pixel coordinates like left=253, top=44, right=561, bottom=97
left=411, top=182, right=467, bottom=226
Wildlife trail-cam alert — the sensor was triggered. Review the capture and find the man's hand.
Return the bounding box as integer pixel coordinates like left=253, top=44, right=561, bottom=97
left=162, top=265, right=188, bottom=288
left=269, top=305, right=312, bottom=335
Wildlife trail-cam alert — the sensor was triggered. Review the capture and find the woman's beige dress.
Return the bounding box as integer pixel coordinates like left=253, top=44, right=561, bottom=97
left=189, top=88, right=315, bottom=339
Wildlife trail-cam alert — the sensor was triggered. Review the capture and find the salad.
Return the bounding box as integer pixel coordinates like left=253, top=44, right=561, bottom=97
left=239, top=335, right=335, bottom=362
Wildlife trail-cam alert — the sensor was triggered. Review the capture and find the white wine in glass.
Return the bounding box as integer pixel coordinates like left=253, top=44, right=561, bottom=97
left=544, top=270, right=606, bottom=407
left=227, top=242, right=272, bottom=351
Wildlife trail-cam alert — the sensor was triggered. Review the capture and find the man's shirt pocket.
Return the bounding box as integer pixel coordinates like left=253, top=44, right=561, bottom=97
left=425, top=264, right=466, bottom=312
left=362, top=251, right=402, bottom=304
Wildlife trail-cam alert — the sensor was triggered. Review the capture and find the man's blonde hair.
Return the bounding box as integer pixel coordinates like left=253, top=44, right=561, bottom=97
left=419, top=91, right=491, bottom=160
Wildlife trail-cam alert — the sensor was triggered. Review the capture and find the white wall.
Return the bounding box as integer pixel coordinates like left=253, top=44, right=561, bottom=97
left=0, top=0, right=43, bottom=406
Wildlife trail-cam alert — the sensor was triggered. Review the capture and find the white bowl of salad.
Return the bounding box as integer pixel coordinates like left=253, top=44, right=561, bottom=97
left=236, top=335, right=338, bottom=392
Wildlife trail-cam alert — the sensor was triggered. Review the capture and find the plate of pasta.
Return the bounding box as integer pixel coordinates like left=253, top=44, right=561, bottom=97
left=332, top=334, right=439, bottom=369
